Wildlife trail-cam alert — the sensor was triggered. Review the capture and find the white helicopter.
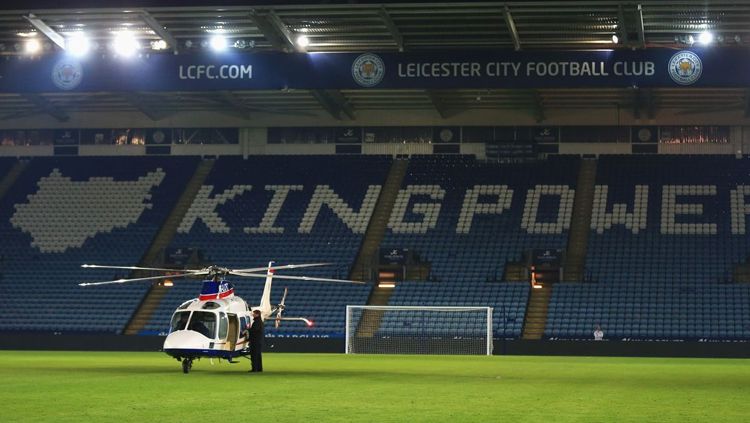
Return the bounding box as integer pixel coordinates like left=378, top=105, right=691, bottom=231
left=80, top=261, right=364, bottom=373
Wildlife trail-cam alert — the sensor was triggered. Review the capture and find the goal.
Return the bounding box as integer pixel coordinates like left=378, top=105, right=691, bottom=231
left=345, top=305, right=493, bottom=355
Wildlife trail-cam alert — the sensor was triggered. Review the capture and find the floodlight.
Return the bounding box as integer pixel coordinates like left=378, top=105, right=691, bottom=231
left=66, top=33, right=90, bottom=57
left=113, top=31, right=139, bottom=57
left=24, top=38, right=41, bottom=54
left=296, top=35, right=310, bottom=48
left=151, top=40, right=168, bottom=50
left=611, top=34, right=619, bottom=44
left=698, top=31, right=714, bottom=45
left=209, top=35, right=227, bottom=51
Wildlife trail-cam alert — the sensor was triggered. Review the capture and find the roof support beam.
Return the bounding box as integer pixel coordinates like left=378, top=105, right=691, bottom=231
left=617, top=4, right=629, bottom=45
left=632, top=87, right=654, bottom=119
left=24, top=14, right=65, bottom=50
left=267, top=10, right=305, bottom=52
left=252, top=10, right=354, bottom=119
left=250, top=9, right=305, bottom=52
left=503, top=6, right=521, bottom=51
left=213, top=91, right=254, bottom=120
left=141, top=11, right=179, bottom=54
left=426, top=90, right=448, bottom=119
left=121, top=91, right=166, bottom=121
left=21, top=93, right=69, bottom=122
left=379, top=7, right=404, bottom=52
left=532, top=90, right=545, bottom=123
left=645, top=89, right=655, bottom=119
left=311, top=89, right=355, bottom=120
left=636, top=4, right=646, bottom=49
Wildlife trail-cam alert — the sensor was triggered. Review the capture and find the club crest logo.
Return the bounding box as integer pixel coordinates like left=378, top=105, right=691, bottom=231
left=352, top=53, right=385, bottom=87
left=668, top=51, right=702, bottom=85
left=637, top=128, right=653, bottom=142
left=51, top=60, right=83, bottom=90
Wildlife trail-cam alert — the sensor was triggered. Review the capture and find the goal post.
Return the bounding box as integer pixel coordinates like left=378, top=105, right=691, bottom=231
left=345, top=305, right=493, bottom=355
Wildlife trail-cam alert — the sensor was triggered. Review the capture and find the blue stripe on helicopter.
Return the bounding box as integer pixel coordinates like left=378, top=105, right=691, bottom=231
left=164, top=348, right=247, bottom=359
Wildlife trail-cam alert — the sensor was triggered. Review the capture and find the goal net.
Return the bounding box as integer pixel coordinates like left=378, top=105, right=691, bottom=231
left=345, top=305, right=493, bottom=355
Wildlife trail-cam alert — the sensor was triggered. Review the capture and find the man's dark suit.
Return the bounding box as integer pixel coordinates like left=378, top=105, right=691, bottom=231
left=248, top=316, right=264, bottom=372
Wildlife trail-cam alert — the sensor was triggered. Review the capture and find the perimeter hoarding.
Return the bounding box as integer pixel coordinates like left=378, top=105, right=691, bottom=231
left=0, top=48, right=734, bottom=92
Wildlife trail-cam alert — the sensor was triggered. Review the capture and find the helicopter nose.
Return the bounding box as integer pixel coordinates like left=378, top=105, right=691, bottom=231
left=164, top=330, right=212, bottom=350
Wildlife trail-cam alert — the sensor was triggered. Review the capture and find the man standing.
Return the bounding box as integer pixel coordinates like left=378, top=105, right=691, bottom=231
left=248, top=309, right=264, bottom=372
left=593, top=325, right=604, bottom=341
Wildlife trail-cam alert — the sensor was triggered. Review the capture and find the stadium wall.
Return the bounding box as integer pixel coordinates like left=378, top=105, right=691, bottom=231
left=5, top=109, right=750, bottom=130
left=1, top=334, right=748, bottom=358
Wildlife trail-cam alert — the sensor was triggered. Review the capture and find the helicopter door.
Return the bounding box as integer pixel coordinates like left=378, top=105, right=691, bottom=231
left=227, top=315, right=239, bottom=351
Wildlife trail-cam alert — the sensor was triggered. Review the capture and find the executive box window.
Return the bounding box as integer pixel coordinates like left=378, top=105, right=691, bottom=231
left=659, top=126, right=729, bottom=144
left=560, top=126, right=629, bottom=143
left=1, top=129, right=54, bottom=146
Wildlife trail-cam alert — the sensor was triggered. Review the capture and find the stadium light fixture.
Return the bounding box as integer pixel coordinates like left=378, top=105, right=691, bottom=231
left=698, top=31, right=714, bottom=45
left=24, top=38, right=41, bottom=54
left=611, top=34, right=619, bottom=44
left=113, top=31, right=139, bottom=57
left=66, top=32, right=90, bottom=57
left=209, top=35, right=227, bottom=51
left=151, top=39, right=168, bottom=50
left=296, top=35, right=310, bottom=48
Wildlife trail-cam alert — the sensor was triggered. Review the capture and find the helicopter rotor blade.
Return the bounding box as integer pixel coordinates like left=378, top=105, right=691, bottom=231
left=79, top=271, right=207, bottom=287
left=232, top=272, right=365, bottom=284
left=232, top=263, right=332, bottom=273
left=81, top=264, right=204, bottom=273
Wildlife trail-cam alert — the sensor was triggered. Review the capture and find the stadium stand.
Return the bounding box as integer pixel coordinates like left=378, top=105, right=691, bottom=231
left=0, top=157, right=199, bottom=333
left=0, top=158, right=13, bottom=180
left=379, top=155, right=580, bottom=337
left=385, top=281, right=529, bottom=338
left=546, top=156, right=750, bottom=340
left=140, top=156, right=389, bottom=336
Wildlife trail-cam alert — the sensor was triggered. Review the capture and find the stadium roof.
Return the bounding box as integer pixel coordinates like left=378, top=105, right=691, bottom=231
left=1, top=0, right=748, bottom=123
left=3, top=0, right=750, bottom=52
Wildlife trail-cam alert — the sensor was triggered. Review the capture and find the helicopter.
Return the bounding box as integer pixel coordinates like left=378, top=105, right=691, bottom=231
left=80, top=261, right=364, bottom=373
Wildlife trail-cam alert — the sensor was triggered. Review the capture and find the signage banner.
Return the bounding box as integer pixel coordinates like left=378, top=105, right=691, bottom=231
left=0, top=48, right=736, bottom=92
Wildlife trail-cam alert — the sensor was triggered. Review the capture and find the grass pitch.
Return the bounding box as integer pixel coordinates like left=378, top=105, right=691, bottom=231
left=1, top=351, right=748, bottom=422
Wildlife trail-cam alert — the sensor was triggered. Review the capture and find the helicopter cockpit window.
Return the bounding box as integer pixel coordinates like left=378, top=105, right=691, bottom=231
left=170, top=311, right=190, bottom=333
left=188, top=311, right=217, bottom=339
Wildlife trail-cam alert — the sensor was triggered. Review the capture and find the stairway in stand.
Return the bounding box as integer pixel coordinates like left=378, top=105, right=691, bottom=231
left=562, top=158, right=597, bottom=282
left=349, top=158, right=409, bottom=281
left=124, top=159, right=215, bottom=335
left=0, top=161, right=27, bottom=202
left=355, top=270, right=397, bottom=338
left=521, top=285, right=551, bottom=340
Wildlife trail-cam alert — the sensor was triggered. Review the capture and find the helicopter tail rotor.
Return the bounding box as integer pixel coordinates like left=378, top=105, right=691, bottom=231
left=275, top=287, right=289, bottom=329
